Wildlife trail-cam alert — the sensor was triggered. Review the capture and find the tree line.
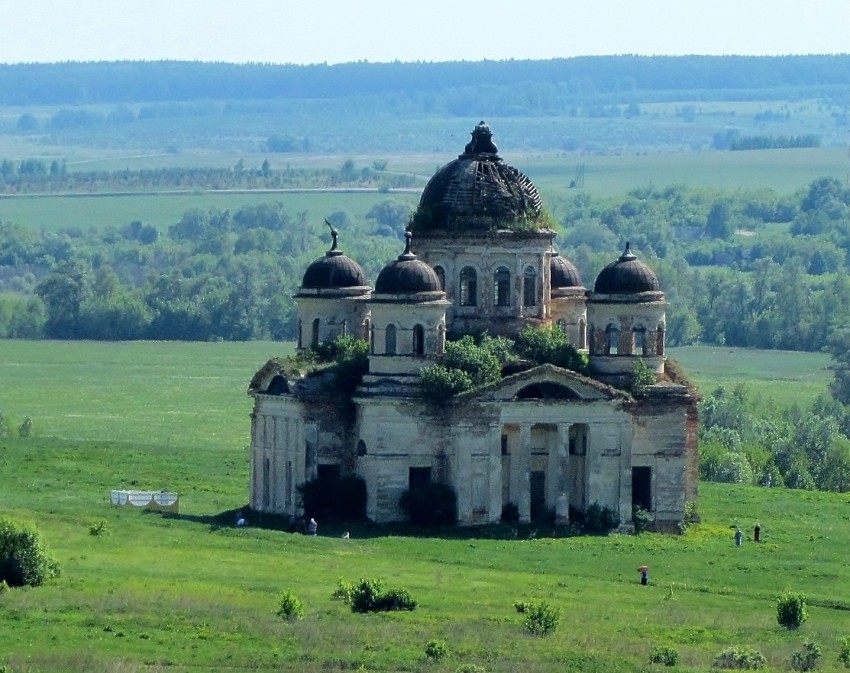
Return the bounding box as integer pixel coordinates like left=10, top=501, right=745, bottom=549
left=2, top=56, right=850, bottom=107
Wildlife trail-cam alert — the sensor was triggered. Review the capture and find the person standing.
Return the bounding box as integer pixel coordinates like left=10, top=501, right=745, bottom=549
left=734, top=527, right=743, bottom=547
left=307, top=517, right=318, bottom=536
left=754, top=523, right=761, bottom=543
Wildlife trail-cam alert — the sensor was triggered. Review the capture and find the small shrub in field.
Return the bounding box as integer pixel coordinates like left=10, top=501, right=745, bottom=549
left=350, top=578, right=417, bottom=613
left=425, top=639, right=448, bottom=661
left=713, top=645, right=767, bottom=670
left=514, top=601, right=531, bottom=614
left=0, top=517, right=61, bottom=587
left=778, top=590, right=808, bottom=630
left=331, top=577, right=355, bottom=604
left=18, top=416, right=32, bottom=437
left=791, top=641, right=821, bottom=672
left=276, top=589, right=304, bottom=622
left=649, top=645, right=679, bottom=666
left=523, top=601, right=561, bottom=636
left=88, top=519, right=109, bottom=536
left=839, top=636, right=850, bottom=668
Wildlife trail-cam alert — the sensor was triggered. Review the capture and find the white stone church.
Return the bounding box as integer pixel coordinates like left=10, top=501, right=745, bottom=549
left=248, top=122, right=698, bottom=531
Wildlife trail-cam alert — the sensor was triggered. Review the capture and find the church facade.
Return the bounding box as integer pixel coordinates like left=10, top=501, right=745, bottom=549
left=248, top=122, right=698, bottom=531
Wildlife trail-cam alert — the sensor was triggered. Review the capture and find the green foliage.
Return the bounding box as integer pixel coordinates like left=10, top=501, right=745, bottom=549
left=838, top=636, right=850, bottom=668
left=454, top=665, right=486, bottom=673
left=419, top=364, right=474, bottom=400
left=275, top=589, right=304, bottom=622
left=17, top=416, right=32, bottom=437
left=778, top=590, right=809, bottom=630
left=442, top=336, right=503, bottom=387
left=331, top=577, right=355, bottom=604
left=88, top=520, right=109, bottom=536
left=522, top=600, right=561, bottom=637
left=0, top=518, right=60, bottom=587
left=399, top=483, right=457, bottom=526
left=632, top=505, right=653, bottom=534
left=349, top=578, right=417, bottom=613
left=582, top=502, right=619, bottom=534
left=513, top=601, right=531, bottom=613
left=790, top=641, right=821, bottom=672
left=314, top=335, right=369, bottom=391
left=514, top=325, right=587, bottom=372
left=630, top=358, right=656, bottom=395
left=649, top=645, right=680, bottom=666
left=297, top=474, right=367, bottom=523
left=713, top=646, right=766, bottom=670
left=424, top=639, right=448, bottom=661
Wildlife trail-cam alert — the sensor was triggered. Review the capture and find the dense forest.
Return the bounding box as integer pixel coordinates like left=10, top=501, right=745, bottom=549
left=3, top=56, right=850, bottom=106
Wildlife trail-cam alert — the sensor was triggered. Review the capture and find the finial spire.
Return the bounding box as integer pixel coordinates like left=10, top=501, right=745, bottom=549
left=399, top=231, right=416, bottom=260
left=324, top=219, right=340, bottom=255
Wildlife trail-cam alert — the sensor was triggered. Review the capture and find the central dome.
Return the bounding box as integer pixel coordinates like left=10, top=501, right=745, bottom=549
left=409, top=122, right=543, bottom=234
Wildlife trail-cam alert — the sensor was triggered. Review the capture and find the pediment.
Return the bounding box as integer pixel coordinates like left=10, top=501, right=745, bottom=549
left=458, top=363, right=624, bottom=403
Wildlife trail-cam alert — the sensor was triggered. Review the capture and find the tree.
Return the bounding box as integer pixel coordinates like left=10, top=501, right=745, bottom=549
left=365, top=199, right=414, bottom=238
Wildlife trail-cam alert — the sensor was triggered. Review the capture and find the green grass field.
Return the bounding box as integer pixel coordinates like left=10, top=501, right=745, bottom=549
left=2, top=341, right=850, bottom=672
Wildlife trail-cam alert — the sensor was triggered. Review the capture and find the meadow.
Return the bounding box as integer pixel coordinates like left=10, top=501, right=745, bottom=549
left=2, top=340, right=850, bottom=672
left=1, top=145, right=847, bottom=234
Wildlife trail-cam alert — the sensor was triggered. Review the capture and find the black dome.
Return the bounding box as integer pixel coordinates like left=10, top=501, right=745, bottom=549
left=375, top=234, right=441, bottom=294
left=550, top=253, right=583, bottom=289
left=301, top=230, right=367, bottom=290
left=594, top=243, right=661, bottom=294
left=410, top=121, right=543, bottom=234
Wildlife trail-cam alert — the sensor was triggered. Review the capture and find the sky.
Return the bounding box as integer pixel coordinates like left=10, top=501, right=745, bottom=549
left=1, top=0, right=848, bottom=66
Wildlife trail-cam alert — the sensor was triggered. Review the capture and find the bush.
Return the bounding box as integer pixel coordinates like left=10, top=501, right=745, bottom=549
left=513, top=600, right=531, bottom=613
left=582, top=502, right=619, bottom=534
left=515, top=325, right=588, bottom=372
left=331, top=577, right=355, bottom=604
left=88, top=520, right=109, bottom=536
left=420, top=364, right=474, bottom=400
left=838, top=636, right=850, bottom=668
left=713, top=646, right=767, bottom=670
left=349, top=578, right=417, bottom=613
left=0, top=518, right=60, bottom=587
left=632, top=505, right=653, bottom=534
left=649, top=645, right=680, bottom=666
left=424, top=639, right=448, bottom=661
left=275, top=589, right=304, bottom=622
left=455, top=665, right=486, bottom=673
left=778, top=590, right=808, bottom=630
left=791, top=641, right=821, bottom=672
left=17, top=416, right=32, bottom=437
left=522, top=600, right=561, bottom=636
left=399, top=482, right=457, bottom=526
left=631, top=358, right=656, bottom=394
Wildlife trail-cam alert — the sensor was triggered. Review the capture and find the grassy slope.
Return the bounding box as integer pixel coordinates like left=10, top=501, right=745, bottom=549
left=2, top=341, right=850, bottom=672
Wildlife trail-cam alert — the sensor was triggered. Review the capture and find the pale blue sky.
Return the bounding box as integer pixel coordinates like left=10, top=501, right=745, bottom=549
left=1, top=0, right=848, bottom=65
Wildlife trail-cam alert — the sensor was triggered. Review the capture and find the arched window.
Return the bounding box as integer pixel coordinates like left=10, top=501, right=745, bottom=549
left=363, top=318, right=371, bottom=342
left=385, top=324, right=397, bottom=355
left=578, top=318, right=587, bottom=350
left=633, top=326, right=646, bottom=355
left=340, top=319, right=347, bottom=338
left=311, top=318, right=320, bottom=348
left=297, top=319, right=303, bottom=349
left=412, top=324, right=425, bottom=355
left=433, top=265, right=446, bottom=291
left=494, top=266, right=511, bottom=306
left=460, top=267, right=477, bottom=306
left=369, top=322, right=375, bottom=354
left=656, top=325, right=665, bottom=356
left=523, top=266, right=537, bottom=307
left=437, top=324, right=446, bottom=355
left=605, top=323, right=619, bottom=355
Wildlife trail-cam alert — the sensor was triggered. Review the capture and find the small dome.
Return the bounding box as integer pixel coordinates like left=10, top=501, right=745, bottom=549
left=550, top=252, right=582, bottom=289
left=410, top=121, right=543, bottom=234
left=301, top=228, right=367, bottom=290
left=375, top=234, right=441, bottom=294
left=594, top=243, right=661, bottom=294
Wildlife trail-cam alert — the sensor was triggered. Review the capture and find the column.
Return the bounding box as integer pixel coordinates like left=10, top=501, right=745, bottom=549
left=488, top=423, right=503, bottom=524
left=518, top=423, right=531, bottom=523
left=555, top=422, right=571, bottom=525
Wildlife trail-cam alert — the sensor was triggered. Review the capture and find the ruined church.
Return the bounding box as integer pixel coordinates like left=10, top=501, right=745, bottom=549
left=248, top=122, right=698, bottom=531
